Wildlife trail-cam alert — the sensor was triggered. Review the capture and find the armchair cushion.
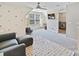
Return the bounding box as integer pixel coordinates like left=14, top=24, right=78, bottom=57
left=0, top=39, right=18, bottom=50
left=0, top=43, right=26, bottom=56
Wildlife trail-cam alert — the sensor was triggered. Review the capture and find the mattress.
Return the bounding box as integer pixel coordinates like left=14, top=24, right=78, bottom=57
left=32, top=35, right=74, bottom=56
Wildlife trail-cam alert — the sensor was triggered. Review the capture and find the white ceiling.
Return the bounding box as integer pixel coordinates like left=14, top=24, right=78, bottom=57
left=14, top=2, right=71, bottom=11
left=2, top=2, right=74, bottom=11
left=24, top=2, right=70, bottom=10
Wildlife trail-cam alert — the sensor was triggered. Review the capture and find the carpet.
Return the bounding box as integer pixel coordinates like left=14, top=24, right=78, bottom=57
left=31, top=35, right=74, bottom=56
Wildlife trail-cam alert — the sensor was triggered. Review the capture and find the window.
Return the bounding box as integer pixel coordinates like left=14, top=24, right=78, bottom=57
left=29, top=14, right=40, bottom=25
left=29, top=14, right=35, bottom=24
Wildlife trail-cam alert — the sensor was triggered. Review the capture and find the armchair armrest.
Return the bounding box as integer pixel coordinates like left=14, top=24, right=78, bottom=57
left=16, top=35, right=33, bottom=47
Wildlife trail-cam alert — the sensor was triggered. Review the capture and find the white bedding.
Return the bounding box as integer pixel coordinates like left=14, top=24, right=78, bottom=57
left=32, top=35, right=74, bottom=56
left=32, top=29, right=76, bottom=51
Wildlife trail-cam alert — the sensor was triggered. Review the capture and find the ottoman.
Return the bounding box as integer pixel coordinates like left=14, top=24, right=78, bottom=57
left=16, top=35, right=33, bottom=47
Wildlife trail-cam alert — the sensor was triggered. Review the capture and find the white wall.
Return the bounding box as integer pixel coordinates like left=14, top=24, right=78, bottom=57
left=47, top=20, right=58, bottom=32
left=0, top=3, right=32, bottom=37
left=66, top=3, right=79, bottom=39
left=66, top=3, right=79, bottom=50
left=47, top=10, right=59, bottom=33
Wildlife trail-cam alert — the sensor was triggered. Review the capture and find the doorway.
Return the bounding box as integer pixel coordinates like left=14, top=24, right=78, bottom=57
left=58, top=12, right=66, bottom=34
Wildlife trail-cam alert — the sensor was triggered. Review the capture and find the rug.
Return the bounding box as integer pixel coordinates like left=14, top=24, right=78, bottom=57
left=31, top=35, right=74, bottom=56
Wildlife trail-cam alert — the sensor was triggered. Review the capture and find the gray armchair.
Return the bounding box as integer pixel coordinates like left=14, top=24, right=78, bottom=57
left=0, top=32, right=33, bottom=56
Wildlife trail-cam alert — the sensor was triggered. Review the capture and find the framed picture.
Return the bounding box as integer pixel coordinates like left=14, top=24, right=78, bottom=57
left=48, top=13, right=55, bottom=19
left=59, top=21, right=66, bottom=30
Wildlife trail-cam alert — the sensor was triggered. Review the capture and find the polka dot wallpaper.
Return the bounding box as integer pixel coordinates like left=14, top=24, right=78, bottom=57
left=0, top=3, right=32, bottom=37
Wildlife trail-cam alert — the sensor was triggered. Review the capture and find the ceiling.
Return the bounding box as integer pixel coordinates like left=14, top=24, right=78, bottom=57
left=25, top=2, right=70, bottom=10
left=2, top=2, right=74, bottom=11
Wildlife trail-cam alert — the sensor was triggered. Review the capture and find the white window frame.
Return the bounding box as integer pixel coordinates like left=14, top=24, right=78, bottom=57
left=29, top=13, right=40, bottom=25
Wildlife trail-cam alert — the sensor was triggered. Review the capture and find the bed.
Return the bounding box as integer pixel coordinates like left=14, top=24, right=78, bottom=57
left=31, top=29, right=76, bottom=56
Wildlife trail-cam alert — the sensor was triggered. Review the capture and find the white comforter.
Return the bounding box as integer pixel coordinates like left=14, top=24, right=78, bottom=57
left=32, top=29, right=76, bottom=51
